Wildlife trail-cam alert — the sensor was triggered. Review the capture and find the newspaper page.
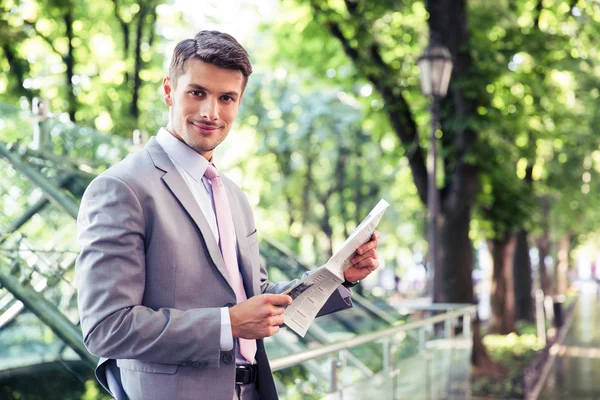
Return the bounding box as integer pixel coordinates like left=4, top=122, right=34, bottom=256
left=282, top=199, right=390, bottom=337
left=281, top=266, right=343, bottom=337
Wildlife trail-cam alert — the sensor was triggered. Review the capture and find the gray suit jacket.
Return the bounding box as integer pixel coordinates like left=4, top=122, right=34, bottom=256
left=75, top=138, right=352, bottom=400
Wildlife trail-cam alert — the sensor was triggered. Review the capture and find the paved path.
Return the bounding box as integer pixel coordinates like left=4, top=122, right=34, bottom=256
left=541, top=283, right=600, bottom=399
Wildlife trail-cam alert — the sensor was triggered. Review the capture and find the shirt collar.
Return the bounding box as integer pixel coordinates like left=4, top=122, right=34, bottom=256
left=156, top=128, right=210, bottom=182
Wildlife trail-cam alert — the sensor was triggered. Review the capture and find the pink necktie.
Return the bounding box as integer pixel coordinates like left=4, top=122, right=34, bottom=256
left=204, top=164, right=257, bottom=364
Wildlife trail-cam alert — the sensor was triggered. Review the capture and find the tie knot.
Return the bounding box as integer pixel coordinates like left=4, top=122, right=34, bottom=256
left=204, top=164, right=220, bottom=180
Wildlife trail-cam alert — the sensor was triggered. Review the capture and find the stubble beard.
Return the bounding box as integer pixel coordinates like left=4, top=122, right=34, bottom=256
left=168, top=109, right=227, bottom=157
left=185, top=126, right=227, bottom=156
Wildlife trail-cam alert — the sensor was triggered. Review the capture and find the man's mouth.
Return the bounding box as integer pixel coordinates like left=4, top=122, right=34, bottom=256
left=190, top=121, right=221, bottom=133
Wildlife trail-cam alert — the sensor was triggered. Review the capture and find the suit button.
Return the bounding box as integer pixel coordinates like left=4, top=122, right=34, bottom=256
left=222, top=354, right=233, bottom=364
left=180, top=361, right=190, bottom=366
left=225, top=303, right=234, bottom=308
left=191, top=361, right=200, bottom=367
left=199, top=361, right=209, bottom=368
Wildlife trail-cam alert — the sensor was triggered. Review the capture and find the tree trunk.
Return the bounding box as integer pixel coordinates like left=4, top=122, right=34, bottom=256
left=425, top=0, right=495, bottom=370
left=556, top=233, right=571, bottom=297
left=112, top=0, right=130, bottom=83
left=537, top=236, right=551, bottom=294
left=488, top=236, right=517, bottom=334
left=130, top=4, right=148, bottom=120
left=537, top=197, right=552, bottom=296
left=64, top=6, right=77, bottom=122
left=308, top=0, right=489, bottom=364
left=437, top=205, right=474, bottom=304
left=2, top=44, right=33, bottom=101
left=427, top=0, right=479, bottom=305
left=514, top=230, right=534, bottom=322
left=471, top=314, right=495, bottom=373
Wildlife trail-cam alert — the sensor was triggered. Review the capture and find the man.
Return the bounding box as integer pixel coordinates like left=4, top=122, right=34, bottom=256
left=76, top=30, right=380, bottom=400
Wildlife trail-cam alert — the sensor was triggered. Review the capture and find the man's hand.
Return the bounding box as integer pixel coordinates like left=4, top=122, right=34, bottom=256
left=343, top=231, right=380, bottom=283
left=229, top=294, right=292, bottom=339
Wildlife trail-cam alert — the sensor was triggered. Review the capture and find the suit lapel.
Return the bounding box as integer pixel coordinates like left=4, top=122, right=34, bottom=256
left=145, top=138, right=236, bottom=295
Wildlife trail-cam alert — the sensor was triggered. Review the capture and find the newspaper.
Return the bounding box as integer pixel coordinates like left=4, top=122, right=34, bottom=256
left=282, top=199, right=390, bottom=337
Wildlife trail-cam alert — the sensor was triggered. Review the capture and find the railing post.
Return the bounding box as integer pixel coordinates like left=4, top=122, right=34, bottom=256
left=383, top=339, right=393, bottom=373
left=330, top=357, right=341, bottom=393
left=340, top=349, right=348, bottom=369
left=463, top=312, right=471, bottom=337
left=419, top=327, right=427, bottom=352
left=31, top=97, right=50, bottom=151
left=424, top=324, right=432, bottom=400
left=535, top=289, right=547, bottom=347
left=444, top=318, right=452, bottom=338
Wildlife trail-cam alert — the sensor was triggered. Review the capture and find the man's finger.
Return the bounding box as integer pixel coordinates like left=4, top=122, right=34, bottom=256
left=265, top=294, right=293, bottom=306
left=354, top=257, right=379, bottom=274
left=356, top=234, right=379, bottom=255
left=352, top=248, right=377, bottom=265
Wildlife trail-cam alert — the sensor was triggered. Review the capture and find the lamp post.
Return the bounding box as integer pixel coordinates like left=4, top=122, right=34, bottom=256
left=417, top=41, right=453, bottom=299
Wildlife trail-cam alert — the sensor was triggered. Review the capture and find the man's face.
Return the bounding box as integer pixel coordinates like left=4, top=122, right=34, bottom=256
left=163, top=59, right=244, bottom=160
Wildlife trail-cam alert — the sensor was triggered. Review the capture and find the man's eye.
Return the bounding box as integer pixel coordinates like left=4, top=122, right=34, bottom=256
left=221, top=95, right=233, bottom=102
left=190, top=91, right=204, bottom=97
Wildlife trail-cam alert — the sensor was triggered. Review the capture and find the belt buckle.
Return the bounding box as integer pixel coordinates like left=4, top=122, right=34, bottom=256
left=236, top=365, right=256, bottom=385
left=248, top=365, right=256, bottom=384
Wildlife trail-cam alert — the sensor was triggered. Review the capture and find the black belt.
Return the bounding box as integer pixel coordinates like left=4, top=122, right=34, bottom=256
left=235, top=364, right=258, bottom=385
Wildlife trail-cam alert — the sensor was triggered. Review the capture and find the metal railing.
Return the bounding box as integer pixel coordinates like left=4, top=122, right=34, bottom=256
left=271, top=304, right=477, bottom=396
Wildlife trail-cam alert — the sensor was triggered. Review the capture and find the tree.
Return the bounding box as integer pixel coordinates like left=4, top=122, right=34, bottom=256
left=237, top=73, right=399, bottom=271
left=1, top=0, right=169, bottom=136
left=267, top=0, right=496, bottom=369
left=275, top=0, right=489, bottom=307
left=20, top=0, right=82, bottom=121
left=467, top=0, right=600, bottom=329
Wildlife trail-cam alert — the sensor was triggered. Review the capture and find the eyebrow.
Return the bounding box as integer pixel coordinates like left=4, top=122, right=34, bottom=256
left=187, top=83, right=240, bottom=98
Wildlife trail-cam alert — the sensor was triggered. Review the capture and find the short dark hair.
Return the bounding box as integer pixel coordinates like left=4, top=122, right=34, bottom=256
left=168, top=30, right=253, bottom=91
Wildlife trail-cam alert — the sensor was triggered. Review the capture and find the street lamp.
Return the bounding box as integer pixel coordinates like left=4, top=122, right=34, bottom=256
left=417, top=41, right=453, bottom=299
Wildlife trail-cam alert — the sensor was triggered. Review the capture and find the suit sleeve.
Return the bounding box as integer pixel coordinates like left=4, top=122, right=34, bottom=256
left=76, top=175, right=223, bottom=367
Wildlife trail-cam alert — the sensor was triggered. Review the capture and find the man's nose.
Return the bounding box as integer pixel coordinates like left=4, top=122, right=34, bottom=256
left=200, top=98, right=218, bottom=121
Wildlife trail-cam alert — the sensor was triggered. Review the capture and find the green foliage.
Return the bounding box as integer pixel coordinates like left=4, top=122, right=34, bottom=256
left=274, top=365, right=325, bottom=400
left=273, top=0, right=600, bottom=254
left=81, top=379, right=112, bottom=400
left=234, top=68, right=425, bottom=268
left=468, top=0, right=600, bottom=242
left=1, top=0, right=171, bottom=137
left=473, top=328, right=542, bottom=398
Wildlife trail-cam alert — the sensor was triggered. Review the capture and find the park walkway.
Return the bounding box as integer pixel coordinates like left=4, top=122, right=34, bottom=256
left=540, top=282, right=600, bottom=399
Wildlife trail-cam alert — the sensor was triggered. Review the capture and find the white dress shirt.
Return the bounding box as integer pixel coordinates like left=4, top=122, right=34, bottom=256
left=156, top=128, right=235, bottom=353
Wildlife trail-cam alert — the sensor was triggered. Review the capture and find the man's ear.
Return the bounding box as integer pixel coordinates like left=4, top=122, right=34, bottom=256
left=163, top=76, right=173, bottom=107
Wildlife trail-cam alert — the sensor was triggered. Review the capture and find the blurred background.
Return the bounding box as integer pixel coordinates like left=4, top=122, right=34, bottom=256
left=1, top=0, right=600, bottom=399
